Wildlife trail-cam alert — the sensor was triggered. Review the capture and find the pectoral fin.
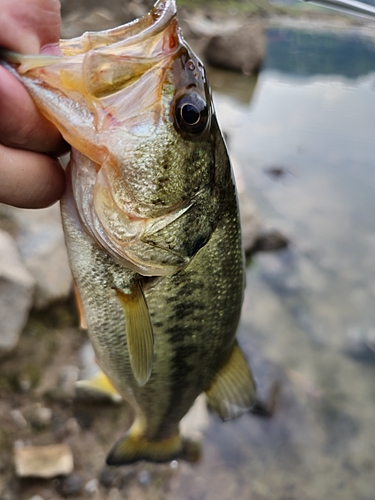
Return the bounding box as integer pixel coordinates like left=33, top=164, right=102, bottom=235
left=116, top=283, right=154, bottom=386
left=75, top=371, right=122, bottom=402
left=205, top=342, right=256, bottom=421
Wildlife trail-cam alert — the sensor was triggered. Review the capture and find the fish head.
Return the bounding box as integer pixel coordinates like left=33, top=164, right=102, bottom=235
left=4, top=0, right=231, bottom=276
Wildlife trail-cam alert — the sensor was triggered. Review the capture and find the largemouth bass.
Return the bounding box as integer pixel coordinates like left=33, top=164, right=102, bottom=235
left=1, top=0, right=255, bottom=464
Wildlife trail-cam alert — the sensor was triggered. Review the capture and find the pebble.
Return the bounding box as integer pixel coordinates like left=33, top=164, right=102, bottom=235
left=137, top=469, right=151, bottom=487
left=84, top=479, right=99, bottom=496
left=10, top=409, right=27, bottom=429
left=29, top=404, right=53, bottom=429
left=99, top=468, right=118, bottom=488
left=14, top=444, right=74, bottom=478
left=58, top=473, right=84, bottom=496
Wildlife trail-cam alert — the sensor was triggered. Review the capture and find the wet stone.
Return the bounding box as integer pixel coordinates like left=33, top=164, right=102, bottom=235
left=58, top=473, right=84, bottom=497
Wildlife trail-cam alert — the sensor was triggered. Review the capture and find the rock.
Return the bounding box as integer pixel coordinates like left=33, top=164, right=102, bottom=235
left=58, top=473, right=84, bottom=496
left=79, top=340, right=99, bottom=381
left=10, top=410, right=28, bottom=430
left=29, top=404, right=53, bottom=429
left=251, top=229, right=290, bottom=254
left=0, top=229, right=35, bottom=352
left=180, top=393, right=209, bottom=442
left=107, top=488, right=122, bottom=500
left=58, top=365, right=80, bottom=398
left=85, top=479, right=100, bottom=499
left=14, top=444, right=74, bottom=478
left=137, top=470, right=151, bottom=487
left=99, top=467, right=135, bottom=490
left=0, top=204, right=72, bottom=309
left=204, top=18, right=266, bottom=75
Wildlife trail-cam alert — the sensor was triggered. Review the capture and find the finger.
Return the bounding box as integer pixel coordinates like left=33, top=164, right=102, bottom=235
left=0, top=0, right=61, bottom=54
left=0, top=143, right=66, bottom=209
left=0, top=66, right=69, bottom=156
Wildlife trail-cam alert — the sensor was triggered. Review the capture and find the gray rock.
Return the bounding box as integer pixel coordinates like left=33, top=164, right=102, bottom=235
left=0, top=229, right=35, bottom=352
left=85, top=479, right=99, bottom=496
left=204, top=18, right=266, bottom=74
left=14, top=444, right=74, bottom=478
left=58, top=473, right=84, bottom=496
left=29, top=404, right=53, bottom=429
left=0, top=204, right=72, bottom=309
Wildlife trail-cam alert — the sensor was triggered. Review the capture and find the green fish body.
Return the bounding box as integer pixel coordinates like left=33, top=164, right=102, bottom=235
left=1, top=0, right=255, bottom=464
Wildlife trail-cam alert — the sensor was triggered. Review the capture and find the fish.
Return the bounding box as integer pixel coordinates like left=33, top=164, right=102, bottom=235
left=0, top=0, right=255, bottom=465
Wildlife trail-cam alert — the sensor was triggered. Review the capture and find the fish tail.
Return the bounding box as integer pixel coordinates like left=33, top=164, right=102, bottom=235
left=106, top=423, right=183, bottom=465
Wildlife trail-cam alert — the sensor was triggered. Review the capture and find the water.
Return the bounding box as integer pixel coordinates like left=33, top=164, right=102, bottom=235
left=172, top=22, right=375, bottom=499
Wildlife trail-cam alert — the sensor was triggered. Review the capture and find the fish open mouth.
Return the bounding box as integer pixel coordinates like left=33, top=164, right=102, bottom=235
left=1, top=0, right=214, bottom=276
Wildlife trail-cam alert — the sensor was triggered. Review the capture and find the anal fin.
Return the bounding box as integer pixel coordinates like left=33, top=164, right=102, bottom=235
left=116, top=282, right=154, bottom=387
left=205, top=342, right=256, bottom=421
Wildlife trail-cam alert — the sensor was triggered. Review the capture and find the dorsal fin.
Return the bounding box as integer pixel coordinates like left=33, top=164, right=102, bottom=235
left=115, top=282, right=154, bottom=386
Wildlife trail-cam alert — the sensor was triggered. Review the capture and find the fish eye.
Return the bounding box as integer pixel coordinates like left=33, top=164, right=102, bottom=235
left=174, top=93, right=209, bottom=135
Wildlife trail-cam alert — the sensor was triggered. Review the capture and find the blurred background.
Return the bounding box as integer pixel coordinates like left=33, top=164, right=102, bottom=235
left=1, top=0, right=375, bottom=498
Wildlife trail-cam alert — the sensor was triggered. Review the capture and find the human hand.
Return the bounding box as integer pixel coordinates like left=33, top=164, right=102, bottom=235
left=0, top=0, right=68, bottom=209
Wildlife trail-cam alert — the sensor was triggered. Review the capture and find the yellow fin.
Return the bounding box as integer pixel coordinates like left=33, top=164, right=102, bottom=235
left=116, top=283, right=154, bottom=386
left=106, top=423, right=182, bottom=465
left=205, top=342, right=256, bottom=421
left=75, top=371, right=122, bottom=402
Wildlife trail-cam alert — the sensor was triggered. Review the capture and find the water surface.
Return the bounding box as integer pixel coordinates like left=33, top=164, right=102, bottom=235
left=181, top=22, right=375, bottom=500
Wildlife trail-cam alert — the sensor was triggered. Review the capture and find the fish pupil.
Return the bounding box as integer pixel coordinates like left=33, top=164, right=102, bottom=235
left=174, top=92, right=209, bottom=135
left=181, top=103, right=200, bottom=125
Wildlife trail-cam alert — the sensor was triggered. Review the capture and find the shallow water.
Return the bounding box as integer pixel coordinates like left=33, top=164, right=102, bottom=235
left=182, top=22, right=375, bottom=499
